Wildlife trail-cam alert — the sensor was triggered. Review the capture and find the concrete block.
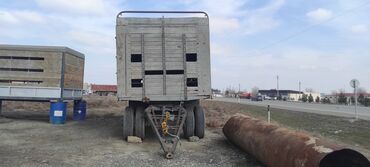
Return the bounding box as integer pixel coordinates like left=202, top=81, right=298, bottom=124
left=127, top=136, right=142, bottom=143
left=188, top=136, right=199, bottom=142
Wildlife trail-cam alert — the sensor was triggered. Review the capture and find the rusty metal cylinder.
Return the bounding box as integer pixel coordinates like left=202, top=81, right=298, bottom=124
left=223, top=114, right=370, bottom=167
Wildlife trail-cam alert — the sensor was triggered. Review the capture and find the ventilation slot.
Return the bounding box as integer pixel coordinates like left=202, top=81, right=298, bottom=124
left=187, top=78, right=198, bottom=87
left=145, top=70, right=163, bottom=75
left=131, top=54, right=142, bottom=62
left=186, top=53, right=197, bottom=62
left=0, top=80, right=43, bottom=84
left=0, top=68, right=44, bottom=72
left=131, top=79, right=143, bottom=87
left=166, top=70, right=184, bottom=75
left=0, top=56, right=44, bottom=60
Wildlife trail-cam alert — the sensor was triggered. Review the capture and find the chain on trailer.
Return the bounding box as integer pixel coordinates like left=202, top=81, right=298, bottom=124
left=145, top=103, right=187, bottom=159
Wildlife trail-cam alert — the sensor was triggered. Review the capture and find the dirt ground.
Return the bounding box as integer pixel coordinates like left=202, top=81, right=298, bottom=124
left=1, top=96, right=369, bottom=166
left=0, top=96, right=263, bottom=167
left=202, top=99, right=370, bottom=158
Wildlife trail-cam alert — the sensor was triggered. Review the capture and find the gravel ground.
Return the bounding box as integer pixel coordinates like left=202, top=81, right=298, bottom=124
left=0, top=110, right=263, bottom=167
left=3, top=96, right=368, bottom=166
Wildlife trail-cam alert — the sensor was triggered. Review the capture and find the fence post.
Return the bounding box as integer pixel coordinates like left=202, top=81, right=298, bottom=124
left=0, top=100, right=3, bottom=116
left=267, top=105, right=270, bottom=123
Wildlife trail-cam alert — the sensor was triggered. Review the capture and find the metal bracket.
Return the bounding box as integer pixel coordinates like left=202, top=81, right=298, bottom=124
left=145, top=105, right=187, bottom=159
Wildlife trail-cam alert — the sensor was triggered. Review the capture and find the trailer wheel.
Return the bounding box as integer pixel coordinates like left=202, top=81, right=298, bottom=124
left=123, top=106, right=134, bottom=140
left=194, top=106, right=205, bottom=139
left=183, top=105, right=195, bottom=139
left=134, top=105, right=145, bottom=139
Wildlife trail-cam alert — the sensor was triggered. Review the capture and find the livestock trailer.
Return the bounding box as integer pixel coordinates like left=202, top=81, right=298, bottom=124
left=116, top=11, right=211, bottom=158
left=0, top=44, right=86, bottom=124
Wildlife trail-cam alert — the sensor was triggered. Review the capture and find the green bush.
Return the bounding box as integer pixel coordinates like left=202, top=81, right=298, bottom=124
left=338, top=93, right=347, bottom=105
left=302, top=94, right=308, bottom=102
left=363, top=98, right=370, bottom=107
left=308, top=94, right=314, bottom=103
left=321, top=98, right=331, bottom=104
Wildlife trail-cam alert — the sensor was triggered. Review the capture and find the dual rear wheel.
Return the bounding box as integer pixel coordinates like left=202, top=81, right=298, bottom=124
left=123, top=105, right=145, bottom=140
left=123, top=101, right=205, bottom=140
left=184, top=103, right=205, bottom=139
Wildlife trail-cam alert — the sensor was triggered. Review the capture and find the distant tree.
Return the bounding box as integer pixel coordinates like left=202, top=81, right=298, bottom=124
left=321, top=97, right=331, bottom=104
left=225, top=87, right=238, bottom=97
left=350, top=96, right=356, bottom=104
left=315, top=96, right=320, bottom=103
left=363, top=98, right=370, bottom=107
left=225, top=90, right=230, bottom=97
left=302, top=94, right=308, bottom=102
left=277, top=95, right=282, bottom=100
left=308, top=94, right=314, bottom=103
left=338, top=92, right=347, bottom=105
left=358, top=94, right=365, bottom=105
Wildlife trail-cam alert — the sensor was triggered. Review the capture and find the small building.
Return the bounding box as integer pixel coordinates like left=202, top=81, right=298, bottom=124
left=212, top=89, right=223, bottom=97
left=259, top=89, right=304, bottom=101
left=91, top=84, right=117, bottom=96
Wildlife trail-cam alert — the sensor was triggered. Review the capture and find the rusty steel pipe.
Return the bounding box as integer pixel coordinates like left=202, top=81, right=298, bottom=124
left=223, top=114, right=370, bottom=167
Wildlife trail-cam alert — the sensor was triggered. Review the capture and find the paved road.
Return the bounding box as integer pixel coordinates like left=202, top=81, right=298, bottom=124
left=213, top=97, right=370, bottom=120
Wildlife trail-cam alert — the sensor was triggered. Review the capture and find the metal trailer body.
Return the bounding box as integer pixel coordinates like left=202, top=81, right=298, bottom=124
left=0, top=44, right=85, bottom=123
left=116, top=11, right=210, bottom=158
left=116, top=12, right=211, bottom=102
left=0, top=44, right=85, bottom=102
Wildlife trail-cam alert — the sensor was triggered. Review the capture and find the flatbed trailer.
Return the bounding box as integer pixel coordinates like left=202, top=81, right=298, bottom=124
left=0, top=44, right=86, bottom=124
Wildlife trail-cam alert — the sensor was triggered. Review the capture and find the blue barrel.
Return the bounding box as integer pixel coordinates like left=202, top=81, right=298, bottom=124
left=50, top=102, right=67, bottom=124
left=73, top=100, right=86, bottom=121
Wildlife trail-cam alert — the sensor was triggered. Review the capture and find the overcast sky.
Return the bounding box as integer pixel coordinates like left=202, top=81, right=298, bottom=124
left=1, top=0, right=370, bottom=93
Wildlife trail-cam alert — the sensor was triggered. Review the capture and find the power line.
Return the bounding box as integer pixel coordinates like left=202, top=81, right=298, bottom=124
left=259, top=0, right=370, bottom=51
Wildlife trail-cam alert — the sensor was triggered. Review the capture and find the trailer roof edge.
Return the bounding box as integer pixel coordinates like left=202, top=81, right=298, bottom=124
left=0, top=44, right=85, bottom=59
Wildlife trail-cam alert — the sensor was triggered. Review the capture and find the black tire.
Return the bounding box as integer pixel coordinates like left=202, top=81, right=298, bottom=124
left=194, top=106, right=205, bottom=139
left=134, top=105, right=145, bottom=139
left=183, top=105, right=195, bottom=139
left=123, top=106, right=134, bottom=140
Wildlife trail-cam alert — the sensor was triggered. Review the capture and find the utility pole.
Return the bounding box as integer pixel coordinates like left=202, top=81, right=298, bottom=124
left=276, top=75, right=279, bottom=100
left=354, top=84, right=358, bottom=120
left=350, top=79, right=360, bottom=120
left=299, top=81, right=301, bottom=100
left=238, top=83, right=240, bottom=93
left=238, top=83, right=241, bottom=103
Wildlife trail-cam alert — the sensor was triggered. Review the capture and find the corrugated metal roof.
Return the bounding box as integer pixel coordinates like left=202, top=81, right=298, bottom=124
left=91, top=84, right=117, bottom=92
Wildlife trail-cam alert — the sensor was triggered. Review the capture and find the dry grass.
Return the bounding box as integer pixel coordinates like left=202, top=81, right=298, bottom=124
left=1, top=97, right=255, bottom=126
left=202, top=99, right=370, bottom=153
left=201, top=100, right=265, bottom=128
left=201, top=100, right=242, bottom=128
left=2, top=96, right=370, bottom=154
left=2, top=95, right=127, bottom=117
left=83, top=95, right=126, bottom=117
